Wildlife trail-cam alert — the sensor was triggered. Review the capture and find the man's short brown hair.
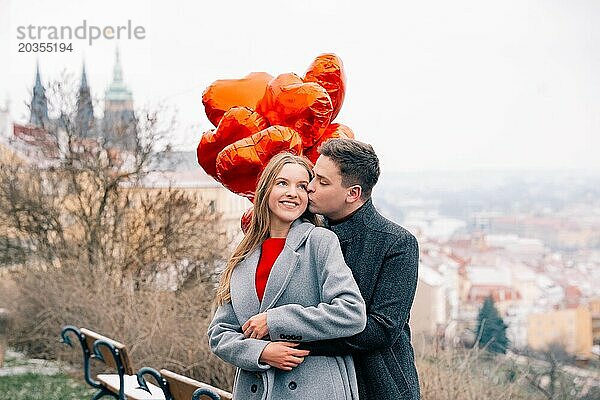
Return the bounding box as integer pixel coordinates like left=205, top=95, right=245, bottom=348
left=318, top=138, right=380, bottom=200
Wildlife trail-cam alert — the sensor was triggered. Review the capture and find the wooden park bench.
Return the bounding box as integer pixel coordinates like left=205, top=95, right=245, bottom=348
left=60, top=325, right=231, bottom=400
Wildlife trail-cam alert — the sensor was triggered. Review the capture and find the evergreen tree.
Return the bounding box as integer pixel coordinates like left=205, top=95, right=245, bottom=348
left=475, top=296, right=509, bottom=353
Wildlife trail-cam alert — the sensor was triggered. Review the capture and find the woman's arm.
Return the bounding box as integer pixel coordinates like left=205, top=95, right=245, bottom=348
left=265, top=229, right=367, bottom=341
left=207, top=301, right=272, bottom=372
left=208, top=301, right=311, bottom=371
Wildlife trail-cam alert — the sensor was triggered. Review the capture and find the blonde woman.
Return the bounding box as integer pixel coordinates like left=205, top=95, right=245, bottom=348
left=208, top=152, right=366, bottom=400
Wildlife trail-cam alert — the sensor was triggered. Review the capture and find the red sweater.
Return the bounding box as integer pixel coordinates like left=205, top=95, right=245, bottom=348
left=255, top=237, right=286, bottom=302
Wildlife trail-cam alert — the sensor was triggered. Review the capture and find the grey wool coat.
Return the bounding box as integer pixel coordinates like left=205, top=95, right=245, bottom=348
left=298, top=199, right=421, bottom=400
left=208, top=220, right=367, bottom=400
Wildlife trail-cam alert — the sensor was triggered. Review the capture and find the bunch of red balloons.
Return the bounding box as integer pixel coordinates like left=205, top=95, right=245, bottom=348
left=197, top=54, right=354, bottom=201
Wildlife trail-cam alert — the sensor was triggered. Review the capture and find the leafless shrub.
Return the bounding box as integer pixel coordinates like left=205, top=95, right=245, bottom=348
left=414, top=333, right=544, bottom=400
left=2, top=264, right=234, bottom=390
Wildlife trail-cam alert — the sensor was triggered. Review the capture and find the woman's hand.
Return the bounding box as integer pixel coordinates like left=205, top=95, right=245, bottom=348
left=259, top=342, right=310, bottom=371
left=242, top=312, right=269, bottom=339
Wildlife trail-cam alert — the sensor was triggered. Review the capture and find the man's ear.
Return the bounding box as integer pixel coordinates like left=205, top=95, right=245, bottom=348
left=346, top=185, right=362, bottom=203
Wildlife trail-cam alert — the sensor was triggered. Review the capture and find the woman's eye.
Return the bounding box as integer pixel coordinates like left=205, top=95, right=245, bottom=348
left=320, top=180, right=328, bottom=185
left=298, top=184, right=307, bottom=191
left=276, top=181, right=287, bottom=186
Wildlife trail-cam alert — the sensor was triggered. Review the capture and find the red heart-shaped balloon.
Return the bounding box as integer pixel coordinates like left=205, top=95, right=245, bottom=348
left=216, top=125, right=303, bottom=198
left=304, top=54, right=346, bottom=121
left=197, top=107, right=268, bottom=179
left=202, top=72, right=273, bottom=127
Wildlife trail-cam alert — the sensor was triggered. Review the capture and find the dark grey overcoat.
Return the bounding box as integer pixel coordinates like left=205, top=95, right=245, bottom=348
left=208, top=220, right=367, bottom=400
left=299, top=199, right=421, bottom=400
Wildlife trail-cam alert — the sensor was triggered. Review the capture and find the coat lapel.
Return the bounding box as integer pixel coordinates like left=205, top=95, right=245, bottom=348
left=259, top=220, right=314, bottom=312
left=230, top=247, right=261, bottom=324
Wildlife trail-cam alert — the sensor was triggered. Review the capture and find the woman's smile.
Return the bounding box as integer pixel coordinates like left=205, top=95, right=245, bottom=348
left=279, top=200, right=300, bottom=209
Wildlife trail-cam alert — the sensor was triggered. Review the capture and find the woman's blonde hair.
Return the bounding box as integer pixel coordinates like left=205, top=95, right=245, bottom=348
left=215, top=152, right=320, bottom=305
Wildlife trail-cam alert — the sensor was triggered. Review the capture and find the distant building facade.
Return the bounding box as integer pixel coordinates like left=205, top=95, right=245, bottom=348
left=589, top=298, right=600, bottom=346
left=527, top=307, right=593, bottom=359
left=410, top=265, right=446, bottom=341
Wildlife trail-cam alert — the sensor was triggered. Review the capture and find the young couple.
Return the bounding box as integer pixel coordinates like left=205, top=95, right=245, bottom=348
left=208, top=139, right=420, bottom=400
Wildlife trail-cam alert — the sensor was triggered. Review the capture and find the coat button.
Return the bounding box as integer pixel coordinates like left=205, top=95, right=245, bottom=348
left=251, top=384, right=258, bottom=393
left=280, top=334, right=285, bottom=339
left=297, top=335, right=302, bottom=340
left=290, top=335, right=297, bottom=340
left=288, top=381, right=297, bottom=390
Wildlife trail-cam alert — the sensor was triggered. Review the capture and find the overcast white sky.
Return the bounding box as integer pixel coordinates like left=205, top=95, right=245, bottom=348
left=1, top=0, right=599, bottom=172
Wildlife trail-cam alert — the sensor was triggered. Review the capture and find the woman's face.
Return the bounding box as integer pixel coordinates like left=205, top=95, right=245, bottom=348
left=268, top=163, right=310, bottom=232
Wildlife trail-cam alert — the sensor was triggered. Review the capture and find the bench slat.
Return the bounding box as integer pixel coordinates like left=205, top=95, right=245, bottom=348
left=98, top=374, right=166, bottom=400
left=159, top=369, right=232, bottom=400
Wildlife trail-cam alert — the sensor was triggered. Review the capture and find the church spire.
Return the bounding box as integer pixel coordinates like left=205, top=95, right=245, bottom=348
left=35, top=63, right=42, bottom=87
left=30, top=62, right=49, bottom=127
left=113, top=47, right=123, bottom=83
left=81, top=62, right=88, bottom=88
left=105, top=46, right=133, bottom=102
left=76, top=62, right=94, bottom=137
